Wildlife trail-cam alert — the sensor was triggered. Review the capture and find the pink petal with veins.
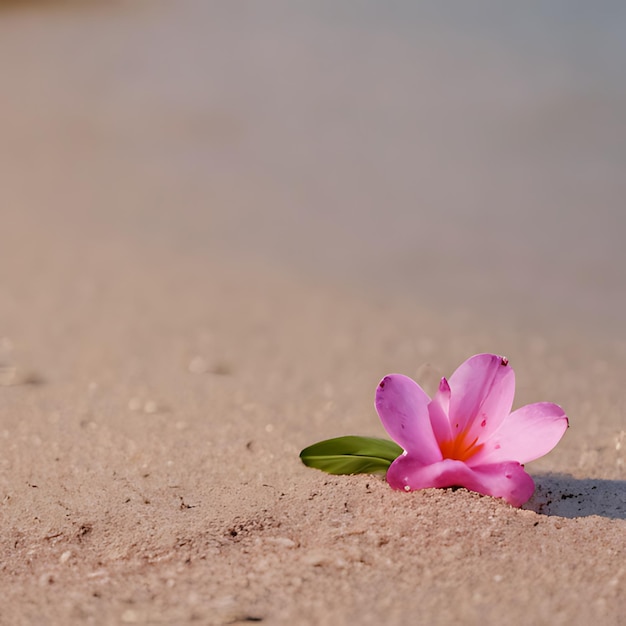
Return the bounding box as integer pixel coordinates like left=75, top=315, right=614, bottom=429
left=429, top=377, right=453, bottom=444
left=447, top=353, right=516, bottom=440
left=386, top=455, right=535, bottom=507
left=375, top=374, right=442, bottom=464
left=471, top=402, right=569, bottom=465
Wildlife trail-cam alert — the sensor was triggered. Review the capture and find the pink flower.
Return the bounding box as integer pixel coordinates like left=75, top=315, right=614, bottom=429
left=375, top=353, right=568, bottom=506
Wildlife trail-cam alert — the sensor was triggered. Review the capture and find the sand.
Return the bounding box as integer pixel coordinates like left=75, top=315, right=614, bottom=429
left=1, top=2, right=625, bottom=625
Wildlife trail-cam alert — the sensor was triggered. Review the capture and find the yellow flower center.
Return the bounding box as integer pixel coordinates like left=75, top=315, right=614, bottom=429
left=439, top=426, right=483, bottom=462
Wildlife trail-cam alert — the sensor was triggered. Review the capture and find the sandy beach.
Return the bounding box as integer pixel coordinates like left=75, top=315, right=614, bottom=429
left=1, top=2, right=624, bottom=625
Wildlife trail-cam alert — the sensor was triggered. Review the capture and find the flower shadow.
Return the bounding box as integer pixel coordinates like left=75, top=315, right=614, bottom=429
left=524, top=473, right=626, bottom=520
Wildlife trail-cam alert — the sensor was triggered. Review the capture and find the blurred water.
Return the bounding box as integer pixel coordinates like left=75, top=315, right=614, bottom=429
left=1, top=0, right=625, bottom=336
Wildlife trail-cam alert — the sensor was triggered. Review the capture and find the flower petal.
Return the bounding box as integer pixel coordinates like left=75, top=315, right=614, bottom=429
left=375, top=374, right=442, bottom=464
left=429, top=377, right=453, bottom=443
left=466, top=461, right=536, bottom=507
left=386, top=455, right=535, bottom=506
left=471, top=402, right=569, bottom=465
left=448, top=353, right=515, bottom=440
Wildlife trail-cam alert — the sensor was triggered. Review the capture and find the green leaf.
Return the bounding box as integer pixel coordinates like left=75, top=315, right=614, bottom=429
left=299, top=436, right=403, bottom=475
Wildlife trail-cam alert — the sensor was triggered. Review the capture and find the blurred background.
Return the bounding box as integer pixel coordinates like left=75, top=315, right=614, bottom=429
left=1, top=0, right=625, bottom=340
